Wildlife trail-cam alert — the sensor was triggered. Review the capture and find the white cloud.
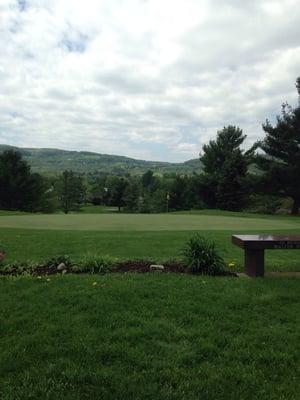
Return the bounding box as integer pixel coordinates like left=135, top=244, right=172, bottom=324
left=0, top=0, right=299, bottom=162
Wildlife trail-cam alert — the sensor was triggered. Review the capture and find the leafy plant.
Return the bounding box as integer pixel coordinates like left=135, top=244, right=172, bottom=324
left=76, top=255, right=116, bottom=274
left=1, top=260, right=36, bottom=275
left=181, top=234, right=226, bottom=275
left=44, top=255, right=73, bottom=269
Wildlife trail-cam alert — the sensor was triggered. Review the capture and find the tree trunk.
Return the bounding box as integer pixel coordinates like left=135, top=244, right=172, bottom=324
left=291, top=198, right=299, bottom=215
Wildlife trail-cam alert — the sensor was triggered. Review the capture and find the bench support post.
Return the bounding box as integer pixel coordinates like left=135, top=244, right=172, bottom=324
left=245, top=249, right=264, bottom=277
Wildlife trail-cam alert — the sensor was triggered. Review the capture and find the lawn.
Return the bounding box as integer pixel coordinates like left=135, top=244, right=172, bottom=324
left=0, top=212, right=299, bottom=231
left=0, top=210, right=299, bottom=272
left=0, top=274, right=299, bottom=400
left=1, top=211, right=299, bottom=399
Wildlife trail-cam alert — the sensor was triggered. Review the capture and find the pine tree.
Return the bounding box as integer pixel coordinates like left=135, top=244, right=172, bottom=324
left=256, top=78, right=300, bottom=214
left=200, top=126, right=253, bottom=210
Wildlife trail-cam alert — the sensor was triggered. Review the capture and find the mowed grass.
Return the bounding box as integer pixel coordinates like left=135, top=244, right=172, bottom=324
left=1, top=211, right=299, bottom=399
left=1, top=228, right=300, bottom=272
left=0, top=210, right=299, bottom=271
left=1, top=274, right=299, bottom=400
left=0, top=212, right=299, bottom=231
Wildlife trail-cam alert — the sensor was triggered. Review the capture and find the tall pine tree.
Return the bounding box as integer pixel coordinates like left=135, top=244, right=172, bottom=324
left=256, top=78, right=300, bottom=214
left=200, top=126, right=253, bottom=210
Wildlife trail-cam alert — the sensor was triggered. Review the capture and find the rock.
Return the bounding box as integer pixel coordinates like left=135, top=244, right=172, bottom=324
left=62, top=269, right=67, bottom=275
left=150, top=264, right=165, bottom=271
left=57, top=263, right=66, bottom=271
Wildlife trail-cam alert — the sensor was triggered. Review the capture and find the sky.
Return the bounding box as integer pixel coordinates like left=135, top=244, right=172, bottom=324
left=0, top=0, right=300, bottom=162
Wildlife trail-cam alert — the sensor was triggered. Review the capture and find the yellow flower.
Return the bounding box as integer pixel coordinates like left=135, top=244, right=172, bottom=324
left=92, top=282, right=98, bottom=286
left=228, top=262, right=236, bottom=268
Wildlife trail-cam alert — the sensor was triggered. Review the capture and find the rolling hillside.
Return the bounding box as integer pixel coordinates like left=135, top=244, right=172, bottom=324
left=0, top=144, right=202, bottom=175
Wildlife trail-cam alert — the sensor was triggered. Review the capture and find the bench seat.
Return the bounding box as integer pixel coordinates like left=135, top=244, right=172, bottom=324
left=232, top=235, right=300, bottom=277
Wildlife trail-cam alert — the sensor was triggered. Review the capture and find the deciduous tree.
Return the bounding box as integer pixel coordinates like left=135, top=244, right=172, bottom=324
left=56, top=170, right=86, bottom=214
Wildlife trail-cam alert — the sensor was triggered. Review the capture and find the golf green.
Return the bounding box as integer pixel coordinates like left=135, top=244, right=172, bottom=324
left=0, top=213, right=299, bottom=231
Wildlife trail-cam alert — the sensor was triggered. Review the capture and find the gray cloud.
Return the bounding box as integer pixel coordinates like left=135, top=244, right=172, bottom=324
left=0, top=0, right=299, bottom=162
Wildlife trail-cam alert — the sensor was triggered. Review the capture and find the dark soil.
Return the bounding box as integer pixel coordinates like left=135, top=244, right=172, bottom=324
left=114, top=260, right=187, bottom=273
left=0, top=259, right=237, bottom=277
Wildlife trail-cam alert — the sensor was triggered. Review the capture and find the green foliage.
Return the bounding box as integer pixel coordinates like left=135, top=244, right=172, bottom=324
left=200, top=126, right=254, bottom=211
left=0, top=260, right=36, bottom=275
left=75, top=255, right=116, bottom=274
left=181, top=234, right=226, bottom=275
left=56, top=170, right=86, bottom=214
left=169, top=175, right=191, bottom=210
left=249, top=195, right=282, bottom=215
left=44, top=255, right=74, bottom=269
left=0, top=150, right=53, bottom=212
left=0, top=145, right=202, bottom=175
left=255, top=79, right=300, bottom=214
left=123, top=179, right=141, bottom=212
left=105, top=176, right=128, bottom=211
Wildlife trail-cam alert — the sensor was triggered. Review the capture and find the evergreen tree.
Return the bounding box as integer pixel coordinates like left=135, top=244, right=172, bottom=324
left=0, top=150, right=47, bottom=211
left=200, top=126, right=253, bottom=210
left=256, top=78, right=300, bottom=214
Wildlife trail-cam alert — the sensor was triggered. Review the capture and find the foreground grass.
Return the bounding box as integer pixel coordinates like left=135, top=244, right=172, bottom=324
left=1, top=228, right=300, bottom=272
left=0, top=274, right=299, bottom=400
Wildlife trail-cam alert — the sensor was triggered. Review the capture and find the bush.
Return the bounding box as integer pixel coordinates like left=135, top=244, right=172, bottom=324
left=247, top=194, right=282, bottom=214
left=75, top=255, right=116, bottom=274
left=44, top=255, right=74, bottom=269
left=0, top=260, right=36, bottom=275
left=181, top=234, right=226, bottom=275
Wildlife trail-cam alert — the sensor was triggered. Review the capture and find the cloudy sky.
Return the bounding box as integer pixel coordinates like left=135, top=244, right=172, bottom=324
left=0, top=0, right=299, bottom=162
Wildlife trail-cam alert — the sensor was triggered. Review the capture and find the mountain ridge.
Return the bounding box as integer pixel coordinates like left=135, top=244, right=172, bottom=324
left=0, top=144, right=202, bottom=175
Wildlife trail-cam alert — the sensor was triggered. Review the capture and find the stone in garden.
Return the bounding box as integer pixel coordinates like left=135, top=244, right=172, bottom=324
left=57, top=263, right=66, bottom=271
left=150, top=264, right=165, bottom=271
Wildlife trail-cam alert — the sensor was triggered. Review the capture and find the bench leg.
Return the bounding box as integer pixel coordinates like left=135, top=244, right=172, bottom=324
left=245, top=249, right=265, bottom=277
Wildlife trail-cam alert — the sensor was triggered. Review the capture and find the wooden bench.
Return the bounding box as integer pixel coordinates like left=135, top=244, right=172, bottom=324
left=232, top=235, right=300, bottom=277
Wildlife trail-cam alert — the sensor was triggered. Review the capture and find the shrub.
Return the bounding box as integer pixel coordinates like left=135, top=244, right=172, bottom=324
left=75, top=255, right=116, bottom=274
left=181, top=234, right=226, bottom=275
left=0, top=260, right=36, bottom=275
left=44, top=255, right=74, bottom=269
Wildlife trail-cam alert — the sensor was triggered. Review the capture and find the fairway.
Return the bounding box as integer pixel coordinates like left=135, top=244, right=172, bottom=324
left=0, top=213, right=299, bottom=231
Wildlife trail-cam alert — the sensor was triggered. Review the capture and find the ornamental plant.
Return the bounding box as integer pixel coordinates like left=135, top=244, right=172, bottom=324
left=181, top=234, right=226, bottom=275
left=76, top=255, right=116, bottom=274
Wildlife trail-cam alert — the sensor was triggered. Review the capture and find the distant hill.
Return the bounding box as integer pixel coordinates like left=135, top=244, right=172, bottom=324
left=0, top=144, right=202, bottom=176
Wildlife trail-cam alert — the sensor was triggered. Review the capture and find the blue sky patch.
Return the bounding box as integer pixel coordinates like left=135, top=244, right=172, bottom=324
left=17, top=0, right=27, bottom=12
left=60, top=31, right=89, bottom=53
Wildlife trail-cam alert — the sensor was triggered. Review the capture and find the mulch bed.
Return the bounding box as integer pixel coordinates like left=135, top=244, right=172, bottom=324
left=114, top=260, right=187, bottom=273
left=0, top=259, right=237, bottom=277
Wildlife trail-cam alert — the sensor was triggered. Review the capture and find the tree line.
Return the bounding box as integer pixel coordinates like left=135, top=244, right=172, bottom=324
left=1, top=78, right=299, bottom=214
